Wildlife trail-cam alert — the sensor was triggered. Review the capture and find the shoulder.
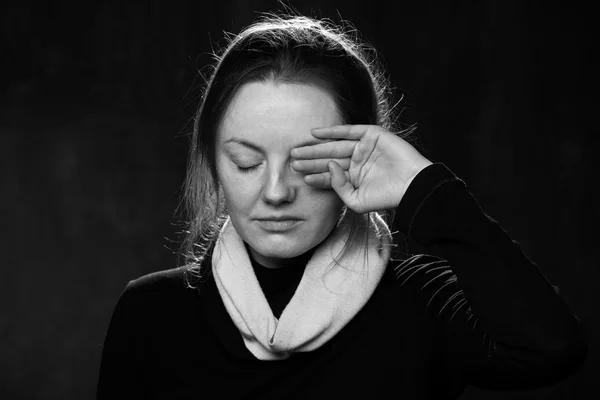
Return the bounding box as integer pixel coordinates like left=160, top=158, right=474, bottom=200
left=382, top=252, right=458, bottom=319
left=107, top=267, right=209, bottom=332
left=118, top=266, right=205, bottom=310
left=102, top=267, right=211, bottom=351
left=126, top=266, right=190, bottom=292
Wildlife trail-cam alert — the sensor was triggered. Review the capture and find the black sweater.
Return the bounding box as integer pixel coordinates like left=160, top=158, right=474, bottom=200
left=96, top=163, right=588, bottom=399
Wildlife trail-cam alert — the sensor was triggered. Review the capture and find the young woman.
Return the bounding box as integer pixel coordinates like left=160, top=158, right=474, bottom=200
left=97, top=14, right=587, bottom=399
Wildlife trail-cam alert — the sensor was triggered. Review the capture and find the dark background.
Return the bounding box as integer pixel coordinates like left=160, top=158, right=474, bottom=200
left=1, top=0, right=597, bottom=398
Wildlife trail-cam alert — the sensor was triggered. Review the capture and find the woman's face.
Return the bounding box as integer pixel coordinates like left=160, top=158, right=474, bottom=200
left=216, top=80, right=344, bottom=269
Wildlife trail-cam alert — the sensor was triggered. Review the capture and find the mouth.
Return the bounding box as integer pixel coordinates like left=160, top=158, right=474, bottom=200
left=256, top=219, right=302, bottom=232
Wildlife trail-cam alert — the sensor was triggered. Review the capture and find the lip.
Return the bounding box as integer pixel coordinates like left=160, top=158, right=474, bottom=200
left=256, top=216, right=303, bottom=221
left=256, top=219, right=302, bottom=232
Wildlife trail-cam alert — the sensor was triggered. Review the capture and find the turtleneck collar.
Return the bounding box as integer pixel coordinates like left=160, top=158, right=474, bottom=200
left=243, top=241, right=315, bottom=293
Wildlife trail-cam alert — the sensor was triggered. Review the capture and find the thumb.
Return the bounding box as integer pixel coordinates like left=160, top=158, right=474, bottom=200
left=328, top=161, right=355, bottom=204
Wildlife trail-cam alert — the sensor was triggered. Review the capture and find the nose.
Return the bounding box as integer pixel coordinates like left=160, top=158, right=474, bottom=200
left=262, top=163, right=297, bottom=205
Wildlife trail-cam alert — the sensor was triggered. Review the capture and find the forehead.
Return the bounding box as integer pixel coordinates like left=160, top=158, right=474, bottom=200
left=218, top=81, right=341, bottom=148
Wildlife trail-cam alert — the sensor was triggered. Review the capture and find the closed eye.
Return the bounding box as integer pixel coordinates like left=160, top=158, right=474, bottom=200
left=237, top=164, right=261, bottom=173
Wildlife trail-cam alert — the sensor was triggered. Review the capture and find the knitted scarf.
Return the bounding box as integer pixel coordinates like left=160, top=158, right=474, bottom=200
left=212, top=215, right=391, bottom=360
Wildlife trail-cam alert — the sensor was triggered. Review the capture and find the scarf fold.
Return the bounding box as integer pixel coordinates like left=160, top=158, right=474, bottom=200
left=212, top=215, right=391, bottom=360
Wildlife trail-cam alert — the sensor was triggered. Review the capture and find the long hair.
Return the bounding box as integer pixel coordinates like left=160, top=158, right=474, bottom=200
left=179, top=12, right=417, bottom=287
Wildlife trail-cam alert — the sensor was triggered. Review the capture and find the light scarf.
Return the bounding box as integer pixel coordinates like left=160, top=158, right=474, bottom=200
left=212, top=215, right=391, bottom=360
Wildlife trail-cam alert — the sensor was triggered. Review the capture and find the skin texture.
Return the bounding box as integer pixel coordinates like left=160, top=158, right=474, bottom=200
left=216, top=81, right=345, bottom=269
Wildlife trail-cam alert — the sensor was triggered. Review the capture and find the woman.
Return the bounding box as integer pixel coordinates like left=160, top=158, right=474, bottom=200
left=97, top=14, right=587, bottom=399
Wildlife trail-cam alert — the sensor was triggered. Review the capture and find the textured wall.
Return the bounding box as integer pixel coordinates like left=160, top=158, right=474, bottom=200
left=1, top=0, right=596, bottom=398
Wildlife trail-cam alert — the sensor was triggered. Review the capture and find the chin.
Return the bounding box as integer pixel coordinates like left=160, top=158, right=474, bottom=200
left=245, top=229, right=313, bottom=257
left=252, top=240, right=308, bottom=259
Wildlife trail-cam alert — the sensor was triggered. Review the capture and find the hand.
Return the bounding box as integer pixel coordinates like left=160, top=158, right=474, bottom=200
left=291, top=124, right=433, bottom=213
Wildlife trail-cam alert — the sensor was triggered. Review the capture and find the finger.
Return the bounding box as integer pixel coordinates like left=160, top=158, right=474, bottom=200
left=291, top=140, right=356, bottom=159
left=303, top=172, right=331, bottom=189
left=292, top=158, right=350, bottom=174
left=303, top=170, right=350, bottom=189
left=351, top=130, right=379, bottom=165
left=328, top=161, right=356, bottom=205
left=311, top=124, right=369, bottom=140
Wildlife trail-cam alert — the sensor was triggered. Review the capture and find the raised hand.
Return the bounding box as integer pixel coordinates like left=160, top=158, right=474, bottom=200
left=291, top=124, right=433, bottom=213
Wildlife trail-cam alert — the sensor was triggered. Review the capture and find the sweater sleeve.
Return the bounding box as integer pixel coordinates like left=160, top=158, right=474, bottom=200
left=96, top=281, right=149, bottom=399
left=390, top=163, right=588, bottom=391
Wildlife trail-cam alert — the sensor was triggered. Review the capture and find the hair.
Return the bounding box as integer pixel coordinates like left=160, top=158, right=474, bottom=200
left=179, top=11, right=417, bottom=287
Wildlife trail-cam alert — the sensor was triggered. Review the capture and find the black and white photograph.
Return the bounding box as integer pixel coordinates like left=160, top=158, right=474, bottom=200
left=1, top=1, right=596, bottom=399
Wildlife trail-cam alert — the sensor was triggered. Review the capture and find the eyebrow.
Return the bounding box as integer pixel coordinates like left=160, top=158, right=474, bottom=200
left=224, top=137, right=330, bottom=152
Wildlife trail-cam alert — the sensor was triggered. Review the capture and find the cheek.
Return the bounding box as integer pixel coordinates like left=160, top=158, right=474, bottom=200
left=309, top=191, right=344, bottom=221
left=219, top=173, right=260, bottom=213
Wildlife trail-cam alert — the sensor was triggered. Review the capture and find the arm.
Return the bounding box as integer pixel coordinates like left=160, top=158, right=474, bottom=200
left=391, top=163, right=588, bottom=391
